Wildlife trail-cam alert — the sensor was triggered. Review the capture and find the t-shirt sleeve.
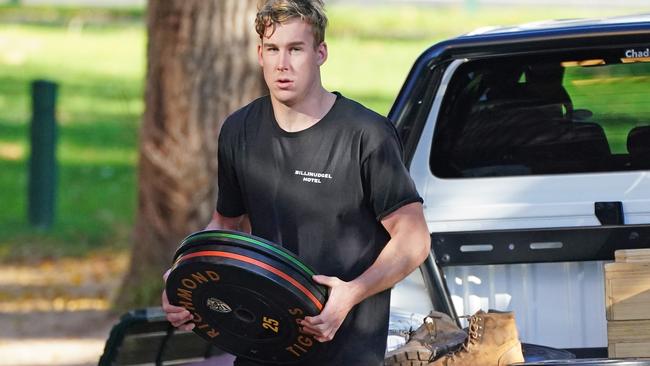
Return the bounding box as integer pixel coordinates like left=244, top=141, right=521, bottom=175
left=216, top=120, right=246, bottom=217
left=361, top=122, right=423, bottom=221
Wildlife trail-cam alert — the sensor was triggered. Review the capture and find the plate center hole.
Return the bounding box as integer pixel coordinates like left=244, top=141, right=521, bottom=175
left=234, top=307, right=255, bottom=323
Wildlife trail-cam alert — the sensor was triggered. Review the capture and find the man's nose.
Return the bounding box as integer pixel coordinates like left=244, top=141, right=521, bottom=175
left=276, top=50, right=289, bottom=71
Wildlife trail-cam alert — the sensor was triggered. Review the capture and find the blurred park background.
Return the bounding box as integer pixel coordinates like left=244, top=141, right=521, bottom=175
left=0, top=0, right=648, bottom=365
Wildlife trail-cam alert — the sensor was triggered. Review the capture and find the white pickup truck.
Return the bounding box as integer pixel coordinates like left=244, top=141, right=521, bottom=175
left=99, top=14, right=650, bottom=366
left=388, top=13, right=650, bottom=362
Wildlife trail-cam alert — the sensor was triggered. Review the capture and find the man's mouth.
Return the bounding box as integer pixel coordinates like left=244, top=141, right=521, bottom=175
left=276, top=79, right=293, bottom=88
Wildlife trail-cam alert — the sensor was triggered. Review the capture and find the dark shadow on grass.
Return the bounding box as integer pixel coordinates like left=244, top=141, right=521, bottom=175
left=61, top=117, right=139, bottom=149
left=0, top=157, right=135, bottom=260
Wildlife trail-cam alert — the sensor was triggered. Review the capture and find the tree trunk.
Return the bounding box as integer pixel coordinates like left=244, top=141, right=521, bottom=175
left=115, top=0, right=265, bottom=310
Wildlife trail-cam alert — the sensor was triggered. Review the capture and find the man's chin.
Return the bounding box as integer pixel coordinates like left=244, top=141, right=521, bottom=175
left=271, top=91, right=299, bottom=106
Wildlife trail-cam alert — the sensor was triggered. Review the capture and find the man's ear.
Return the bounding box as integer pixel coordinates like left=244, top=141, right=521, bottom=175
left=257, top=43, right=264, bottom=67
left=317, top=41, right=328, bottom=66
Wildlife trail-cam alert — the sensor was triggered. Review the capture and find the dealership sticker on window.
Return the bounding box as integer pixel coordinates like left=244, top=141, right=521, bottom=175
left=624, top=48, right=650, bottom=59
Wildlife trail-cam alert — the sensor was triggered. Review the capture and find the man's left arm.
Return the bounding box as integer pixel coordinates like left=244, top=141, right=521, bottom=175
left=300, top=201, right=431, bottom=342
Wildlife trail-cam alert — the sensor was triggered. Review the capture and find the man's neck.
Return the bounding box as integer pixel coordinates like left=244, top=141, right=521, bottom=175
left=271, top=88, right=337, bottom=133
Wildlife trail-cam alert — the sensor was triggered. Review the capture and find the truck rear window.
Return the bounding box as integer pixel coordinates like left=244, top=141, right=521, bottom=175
left=431, top=48, right=650, bottom=178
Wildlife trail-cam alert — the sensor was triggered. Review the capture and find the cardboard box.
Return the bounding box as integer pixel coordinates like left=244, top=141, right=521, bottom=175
left=608, top=319, right=650, bottom=358
left=606, top=249, right=650, bottom=358
left=604, top=262, right=650, bottom=321
left=615, top=248, right=650, bottom=263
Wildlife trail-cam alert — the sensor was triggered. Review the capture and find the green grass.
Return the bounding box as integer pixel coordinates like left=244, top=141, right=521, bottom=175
left=0, top=24, right=144, bottom=259
left=0, top=3, right=648, bottom=260
left=323, top=37, right=433, bottom=114
left=0, top=3, right=143, bottom=26
left=326, top=4, right=649, bottom=41
left=565, top=64, right=650, bottom=153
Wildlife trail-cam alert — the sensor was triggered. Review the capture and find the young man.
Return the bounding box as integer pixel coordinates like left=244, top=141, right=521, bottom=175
left=162, top=1, right=431, bottom=365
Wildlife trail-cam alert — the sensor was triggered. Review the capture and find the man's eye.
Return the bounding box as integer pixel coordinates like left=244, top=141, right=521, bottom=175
left=290, top=47, right=302, bottom=52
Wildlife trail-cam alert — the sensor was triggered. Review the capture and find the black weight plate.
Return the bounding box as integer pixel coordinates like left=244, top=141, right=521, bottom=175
left=167, top=252, right=324, bottom=364
left=184, top=252, right=324, bottom=313
left=172, top=248, right=325, bottom=320
left=176, top=242, right=327, bottom=301
left=174, top=230, right=318, bottom=284
left=512, top=358, right=650, bottom=366
left=176, top=243, right=327, bottom=302
left=174, top=230, right=319, bottom=289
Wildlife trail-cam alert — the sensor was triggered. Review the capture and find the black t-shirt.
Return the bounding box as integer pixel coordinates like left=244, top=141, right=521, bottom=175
left=217, top=92, right=422, bottom=366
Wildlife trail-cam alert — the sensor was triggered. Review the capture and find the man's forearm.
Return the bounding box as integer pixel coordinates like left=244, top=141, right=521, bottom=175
left=347, top=226, right=430, bottom=307
left=341, top=202, right=431, bottom=310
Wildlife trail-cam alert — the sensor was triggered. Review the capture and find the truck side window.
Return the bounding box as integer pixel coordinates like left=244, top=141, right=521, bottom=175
left=430, top=52, right=650, bottom=178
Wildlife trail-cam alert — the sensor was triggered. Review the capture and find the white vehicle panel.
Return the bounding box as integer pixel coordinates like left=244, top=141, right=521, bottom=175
left=408, top=60, right=650, bottom=347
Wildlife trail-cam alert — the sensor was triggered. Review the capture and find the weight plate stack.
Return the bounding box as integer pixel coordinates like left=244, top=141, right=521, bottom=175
left=166, top=230, right=328, bottom=365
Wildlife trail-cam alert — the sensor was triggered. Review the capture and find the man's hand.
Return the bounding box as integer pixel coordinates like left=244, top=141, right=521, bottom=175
left=162, top=269, right=195, bottom=331
left=299, top=202, right=430, bottom=344
left=299, top=274, right=360, bottom=343
left=161, top=212, right=248, bottom=332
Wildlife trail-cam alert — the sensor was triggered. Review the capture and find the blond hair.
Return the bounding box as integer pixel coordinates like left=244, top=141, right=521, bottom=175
left=255, top=0, right=328, bottom=47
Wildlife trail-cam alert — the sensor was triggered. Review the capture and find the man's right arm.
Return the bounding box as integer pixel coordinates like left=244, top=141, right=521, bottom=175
left=162, top=210, right=249, bottom=330
left=204, top=210, right=251, bottom=233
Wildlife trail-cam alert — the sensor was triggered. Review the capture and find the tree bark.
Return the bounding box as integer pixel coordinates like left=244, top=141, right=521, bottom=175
left=115, top=0, right=265, bottom=310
